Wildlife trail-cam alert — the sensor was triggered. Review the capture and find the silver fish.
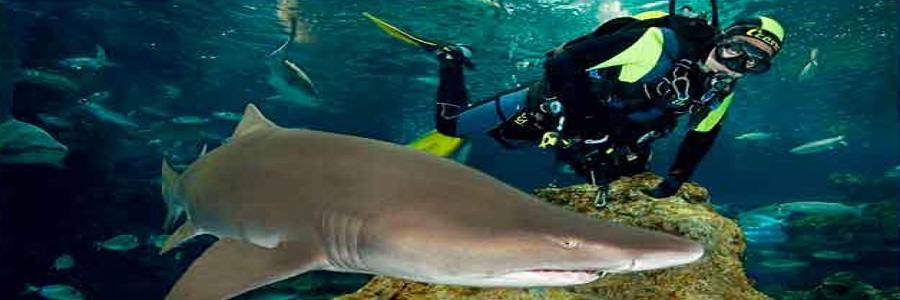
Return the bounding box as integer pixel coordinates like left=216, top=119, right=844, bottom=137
left=776, top=201, right=867, bottom=217
left=22, top=284, right=84, bottom=300
left=171, top=116, right=210, bottom=124
left=735, top=132, right=773, bottom=140
left=884, top=165, right=900, bottom=178
left=95, top=234, right=140, bottom=251
left=36, top=114, right=74, bottom=128
left=760, top=259, right=809, bottom=269
left=789, top=135, right=847, bottom=154
left=798, top=48, right=819, bottom=82
left=52, top=254, right=75, bottom=270
left=212, top=111, right=244, bottom=121
left=811, top=250, right=857, bottom=261
left=139, top=106, right=174, bottom=118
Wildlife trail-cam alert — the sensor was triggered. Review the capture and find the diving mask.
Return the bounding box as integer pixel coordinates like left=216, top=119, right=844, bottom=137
left=715, top=40, right=772, bottom=74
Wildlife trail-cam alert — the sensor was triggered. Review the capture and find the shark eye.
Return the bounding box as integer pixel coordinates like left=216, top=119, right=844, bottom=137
left=558, top=238, right=581, bottom=249
left=545, top=235, right=582, bottom=249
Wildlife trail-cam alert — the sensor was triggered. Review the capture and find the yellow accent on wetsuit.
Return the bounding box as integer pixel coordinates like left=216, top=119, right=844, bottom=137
left=694, top=93, right=734, bottom=132
left=585, top=27, right=666, bottom=83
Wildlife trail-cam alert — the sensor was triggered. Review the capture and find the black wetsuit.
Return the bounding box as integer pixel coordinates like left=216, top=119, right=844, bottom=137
left=434, top=15, right=733, bottom=185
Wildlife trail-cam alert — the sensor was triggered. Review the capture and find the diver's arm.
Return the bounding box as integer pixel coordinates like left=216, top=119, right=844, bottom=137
left=667, top=124, right=722, bottom=183
left=542, top=29, right=653, bottom=135
left=642, top=124, right=722, bottom=198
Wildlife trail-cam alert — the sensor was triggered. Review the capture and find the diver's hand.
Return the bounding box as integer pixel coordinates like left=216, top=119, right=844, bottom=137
left=641, top=176, right=682, bottom=198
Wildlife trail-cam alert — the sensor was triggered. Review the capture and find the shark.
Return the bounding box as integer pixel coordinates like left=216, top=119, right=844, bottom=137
left=265, top=15, right=322, bottom=109
left=159, top=104, right=705, bottom=300
left=0, top=119, right=69, bottom=167
left=58, top=44, right=119, bottom=71
left=0, top=12, right=69, bottom=168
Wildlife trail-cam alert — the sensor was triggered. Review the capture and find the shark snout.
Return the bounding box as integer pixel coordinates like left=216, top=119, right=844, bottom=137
left=630, top=240, right=705, bottom=271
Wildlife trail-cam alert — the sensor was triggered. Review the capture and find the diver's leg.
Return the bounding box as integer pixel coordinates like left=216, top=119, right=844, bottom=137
left=454, top=85, right=531, bottom=137
left=434, top=45, right=473, bottom=136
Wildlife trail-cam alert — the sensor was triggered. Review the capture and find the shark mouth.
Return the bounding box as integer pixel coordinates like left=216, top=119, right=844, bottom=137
left=529, top=269, right=599, bottom=275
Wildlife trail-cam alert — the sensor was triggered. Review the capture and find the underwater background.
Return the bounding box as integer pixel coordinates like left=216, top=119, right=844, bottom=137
left=1, top=0, right=897, bottom=299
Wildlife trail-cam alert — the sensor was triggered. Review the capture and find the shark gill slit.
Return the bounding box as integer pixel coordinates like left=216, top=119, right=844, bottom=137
left=324, top=211, right=366, bottom=271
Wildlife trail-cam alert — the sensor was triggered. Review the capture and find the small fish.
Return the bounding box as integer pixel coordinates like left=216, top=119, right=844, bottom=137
left=22, top=284, right=84, bottom=300
left=754, top=249, right=782, bottom=257
left=139, top=106, right=173, bottom=118
left=798, top=48, right=819, bottom=82
left=95, top=234, right=140, bottom=251
left=638, top=0, right=669, bottom=9
left=15, top=69, right=81, bottom=93
left=36, top=114, right=74, bottom=128
left=148, top=234, right=170, bottom=249
left=79, top=91, right=111, bottom=104
left=789, top=135, right=847, bottom=154
left=515, top=59, right=535, bottom=70
left=776, top=201, right=867, bottom=217
left=52, top=254, right=75, bottom=270
left=595, top=0, right=629, bottom=24
left=884, top=165, right=900, bottom=178
left=59, top=44, right=118, bottom=71
left=743, top=227, right=788, bottom=244
left=811, top=250, right=857, bottom=261
left=211, top=111, right=243, bottom=121
left=414, top=76, right=439, bottom=86
left=735, top=132, right=773, bottom=140
left=467, top=0, right=502, bottom=9
left=737, top=212, right=785, bottom=229
left=759, top=259, right=809, bottom=269
left=80, top=102, right=139, bottom=129
left=171, top=116, right=210, bottom=124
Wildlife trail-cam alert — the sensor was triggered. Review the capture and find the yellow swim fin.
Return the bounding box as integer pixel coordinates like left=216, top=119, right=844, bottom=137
left=362, top=12, right=441, bottom=52
left=407, top=130, right=465, bottom=158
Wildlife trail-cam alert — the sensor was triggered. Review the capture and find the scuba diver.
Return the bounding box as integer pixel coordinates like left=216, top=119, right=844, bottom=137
left=364, top=1, right=785, bottom=206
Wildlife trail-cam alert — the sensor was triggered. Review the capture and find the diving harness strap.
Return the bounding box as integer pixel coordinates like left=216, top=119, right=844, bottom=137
left=535, top=97, right=611, bottom=210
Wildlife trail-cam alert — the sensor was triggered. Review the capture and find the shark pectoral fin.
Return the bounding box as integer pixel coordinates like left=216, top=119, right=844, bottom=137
left=232, top=104, right=278, bottom=139
left=165, top=239, right=322, bottom=300
left=160, top=221, right=200, bottom=254
left=407, top=130, right=465, bottom=157
left=161, top=158, right=184, bottom=231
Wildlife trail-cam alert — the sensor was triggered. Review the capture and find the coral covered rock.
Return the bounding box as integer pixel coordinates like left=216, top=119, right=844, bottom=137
left=776, top=272, right=900, bottom=300
left=335, top=173, right=771, bottom=300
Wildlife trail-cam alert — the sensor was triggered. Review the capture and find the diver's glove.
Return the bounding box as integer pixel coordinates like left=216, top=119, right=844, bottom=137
left=641, top=176, right=683, bottom=198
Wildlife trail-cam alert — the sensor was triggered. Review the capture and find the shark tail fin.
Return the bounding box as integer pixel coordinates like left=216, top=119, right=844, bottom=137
left=407, top=130, right=465, bottom=157
left=161, top=158, right=184, bottom=231
left=160, top=220, right=200, bottom=254
left=267, top=11, right=300, bottom=59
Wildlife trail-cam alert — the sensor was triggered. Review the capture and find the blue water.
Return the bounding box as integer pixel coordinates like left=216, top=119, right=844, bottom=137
left=1, top=0, right=897, bottom=299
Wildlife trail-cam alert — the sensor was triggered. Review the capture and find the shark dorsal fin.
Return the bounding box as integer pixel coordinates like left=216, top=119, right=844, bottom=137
left=233, top=104, right=277, bottom=139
